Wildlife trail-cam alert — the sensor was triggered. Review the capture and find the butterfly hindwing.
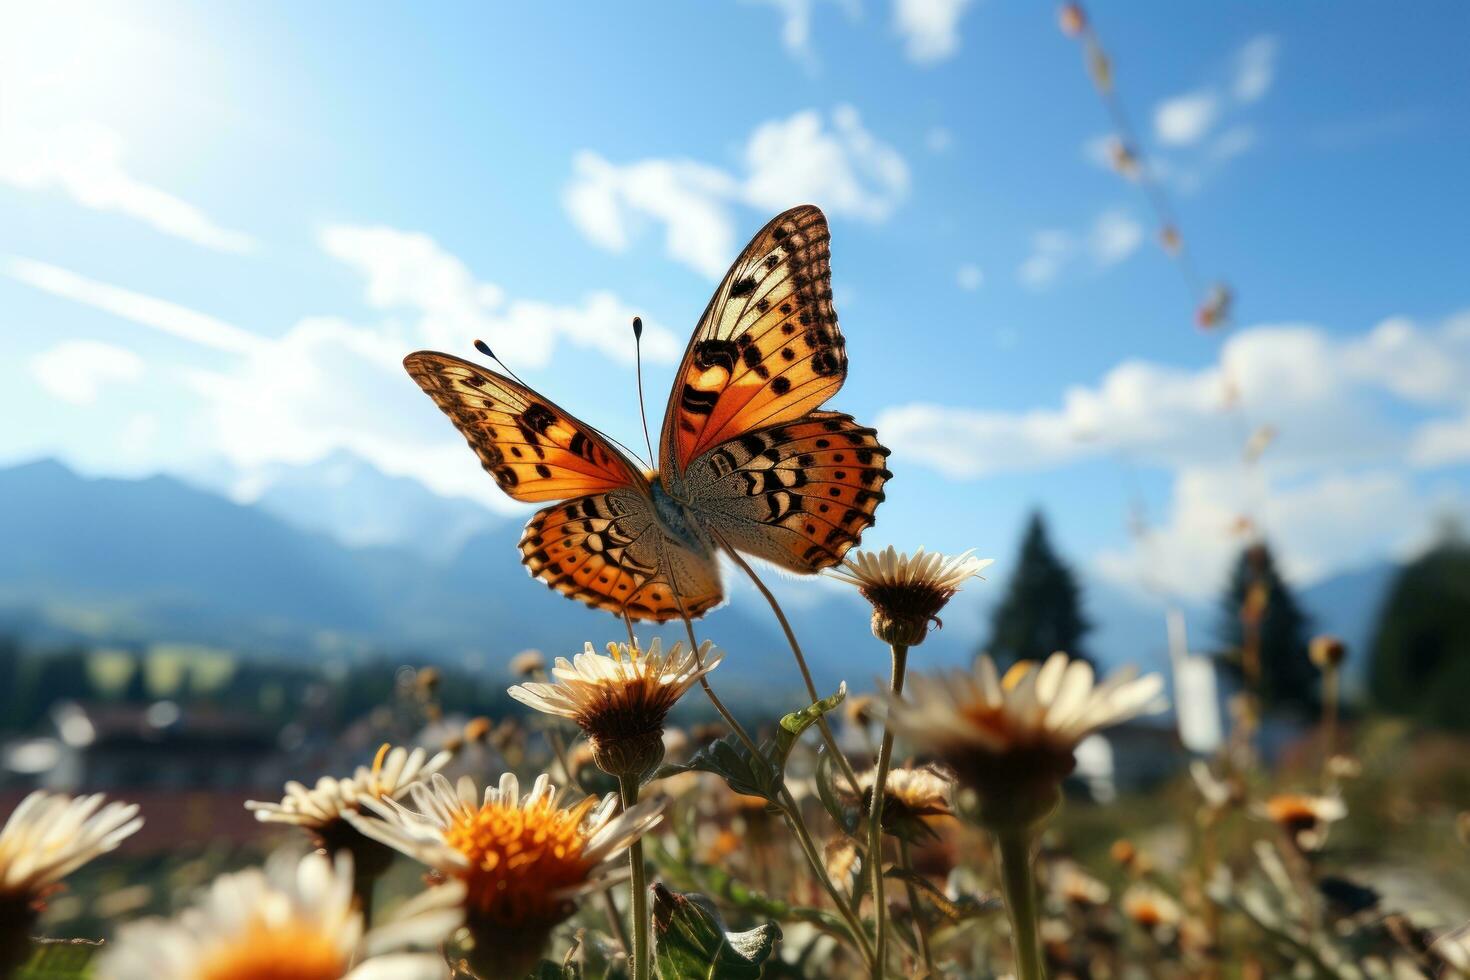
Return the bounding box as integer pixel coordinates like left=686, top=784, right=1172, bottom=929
left=682, top=411, right=892, bottom=573
left=660, top=205, right=847, bottom=478
left=404, top=352, right=643, bottom=502
left=520, top=490, right=724, bottom=623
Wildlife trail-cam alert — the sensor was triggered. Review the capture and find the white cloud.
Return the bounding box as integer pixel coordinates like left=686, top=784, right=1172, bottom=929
left=563, top=154, right=739, bottom=279
left=1088, top=209, right=1143, bottom=266
left=1018, top=230, right=1076, bottom=289
left=1153, top=90, right=1220, bottom=147
left=320, top=224, right=682, bottom=366
left=893, top=0, right=974, bottom=65
left=8, top=235, right=690, bottom=512
left=564, top=106, right=909, bottom=279
left=4, top=256, right=264, bottom=353
left=1208, top=124, right=1257, bottom=163
left=744, top=105, right=909, bottom=221
left=30, top=339, right=143, bottom=405
left=926, top=126, right=953, bottom=153
left=877, top=312, right=1470, bottom=480
left=747, top=0, right=859, bottom=68
left=877, top=309, right=1470, bottom=598
left=1233, top=35, right=1279, bottom=104
left=1017, top=208, right=1140, bottom=287
left=1094, top=466, right=1430, bottom=599
left=956, top=262, right=983, bottom=290
left=0, top=122, right=255, bottom=253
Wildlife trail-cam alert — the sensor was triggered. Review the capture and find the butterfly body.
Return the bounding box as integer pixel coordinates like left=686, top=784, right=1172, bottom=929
left=405, top=205, right=891, bottom=623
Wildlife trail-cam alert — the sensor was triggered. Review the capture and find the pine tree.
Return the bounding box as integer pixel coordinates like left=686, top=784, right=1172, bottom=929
left=1369, top=535, right=1470, bottom=730
left=1216, top=542, right=1315, bottom=714
left=983, top=511, right=1093, bottom=670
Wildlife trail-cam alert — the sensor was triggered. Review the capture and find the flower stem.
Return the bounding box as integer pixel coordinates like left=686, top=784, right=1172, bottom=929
left=619, top=773, right=651, bottom=980
left=678, top=612, right=876, bottom=971
left=996, top=830, right=1046, bottom=980
left=868, top=643, right=908, bottom=978
left=718, top=538, right=863, bottom=796
left=1321, top=664, right=1339, bottom=789
left=898, top=839, right=937, bottom=978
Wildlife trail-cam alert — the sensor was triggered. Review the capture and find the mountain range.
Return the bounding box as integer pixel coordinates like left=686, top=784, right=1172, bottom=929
left=0, top=457, right=1396, bottom=696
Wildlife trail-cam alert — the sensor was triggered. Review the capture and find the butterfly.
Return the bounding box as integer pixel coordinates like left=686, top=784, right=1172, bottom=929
left=404, top=205, right=891, bottom=623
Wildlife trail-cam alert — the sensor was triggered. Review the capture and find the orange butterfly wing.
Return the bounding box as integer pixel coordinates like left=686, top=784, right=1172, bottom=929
left=403, top=352, right=643, bottom=502
left=682, top=411, right=892, bottom=573
left=658, top=205, right=846, bottom=477
left=403, top=352, right=723, bottom=622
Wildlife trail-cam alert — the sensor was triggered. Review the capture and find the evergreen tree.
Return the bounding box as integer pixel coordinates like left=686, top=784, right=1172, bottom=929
left=1217, top=542, right=1315, bottom=714
left=1369, top=536, right=1470, bottom=730
left=983, top=511, right=1093, bottom=669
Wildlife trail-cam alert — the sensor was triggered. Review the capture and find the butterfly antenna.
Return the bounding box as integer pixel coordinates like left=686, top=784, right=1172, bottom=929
left=475, top=337, right=652, bottom=470
left=472, top=338, right=532, bottom=388
left=632, top=317, right=657, bottom=469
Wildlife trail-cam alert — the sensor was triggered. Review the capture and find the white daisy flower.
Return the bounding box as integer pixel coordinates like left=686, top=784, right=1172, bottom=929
left=879, top=652, right=1165, bottom=830
left=1, top=791, right=142, bottom=899
left=1255, top=793, right=1347, bottom=852
left=0, top=791, right=141, bottom=968
left=97, top=850, right=462, bottom=980
left=247, top=744, right=451, bottom=835
left=829, top=546, right=994, bottom=645
left=347, top=772, right=663, bottom=975
left=509, top=639, right=721, bottom=777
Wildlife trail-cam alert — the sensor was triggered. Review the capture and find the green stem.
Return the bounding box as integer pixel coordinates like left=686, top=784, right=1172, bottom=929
left=680, top=617, right=876, bottom=971
left=899, top=839, right=937, bottom=979
left=718, top=537, right=863, bottom=796
left=620, top=774, right=651, bottom=980
left=868, top=643, right=907, bottom=978
left=996, top=830, right=1045, bottom=980
left=1321, top=665, right=1339, bottom=790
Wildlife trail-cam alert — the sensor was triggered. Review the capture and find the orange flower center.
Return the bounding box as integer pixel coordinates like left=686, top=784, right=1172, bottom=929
left=195, top=923, right=347, bottom=980
left=444, top=796, right=598, bottom=928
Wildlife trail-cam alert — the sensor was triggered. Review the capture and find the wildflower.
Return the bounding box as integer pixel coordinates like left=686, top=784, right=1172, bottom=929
left=1058, top=3, right=1086, bottom=37
left=881, top=652, right=1164, bottom=832
left=98, top=850, right=462, bottom=980
left=509, top=649, right=547, bottom=678
left=1243, top=424, right=1277, bottom=463
left=842, top=765, right=954, bottom=842
left=830, top=546, right=993, bottom=647
left=0, top=791, right=142, bottom=970
left=1110, top=838, right=1151, bottom=877
left=1431, top=921, right=1470, bottom=975
left=1196, top=282, right=1234, bottom=330
left=1107, top=138, right=1140, bottom=179
left=1054, top=862, right=1110, bottom=908
left=247, top=744, right=449, bottom=853
left=1123, top=883, right=1182, bottom=935
left=509, top=639, right=721, bottom=779
left=348, top=772, right=663, bottom=976
left=1189, top=760, right=1241, bottom=812
left=1309, top=634, right=1348, bottom=670
left=1159, top=224, right=1182, bottom=255
left=1257, top=793, right=1346, bottom=852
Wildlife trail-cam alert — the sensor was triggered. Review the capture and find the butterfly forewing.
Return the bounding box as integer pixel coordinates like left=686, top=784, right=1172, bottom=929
left=659, top=205, right=847, bottom=479
left=682, top=411, right=892, bottom=573
left=403, top=352, right=644, bottom=502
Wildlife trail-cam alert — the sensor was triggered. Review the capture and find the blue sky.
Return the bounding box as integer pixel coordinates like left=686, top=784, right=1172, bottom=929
left=3, top=0, right=1468, bottom=604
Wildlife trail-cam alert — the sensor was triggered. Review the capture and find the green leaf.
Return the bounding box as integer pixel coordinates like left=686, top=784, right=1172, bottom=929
left=769, top=683, right=846, bottom=773
left=652, top=686, right=846, bottom=805
left=653, top=734, right=779, bottom=800
left=652, top=884, right=781, bottom=980
left=883, top=868, right=1001, bottom=922
left=16, top=939, right=102, bottom=979
left=813, top=748, right=861, bottom=836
